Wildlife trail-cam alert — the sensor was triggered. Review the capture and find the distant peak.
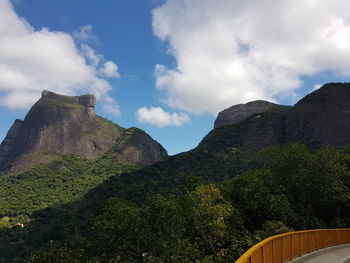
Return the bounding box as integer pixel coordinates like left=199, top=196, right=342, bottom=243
left=214, top=100, right=290, bottom=129
left=41, top=90, right=57, bottom=99
left=41, top=90, right=96, bottom=108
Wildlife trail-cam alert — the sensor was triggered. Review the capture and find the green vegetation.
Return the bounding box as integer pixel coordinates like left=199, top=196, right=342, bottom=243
left=0, top=154, right=134, bottom=229
left=32, top=98, right=84, bottom=119
left=2, top=83, right=350, bottom=262
left=0, top=144, right=349, bottom=263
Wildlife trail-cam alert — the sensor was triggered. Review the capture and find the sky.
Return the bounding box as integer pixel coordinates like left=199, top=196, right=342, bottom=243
left=1, top=0, right=350, bottom=155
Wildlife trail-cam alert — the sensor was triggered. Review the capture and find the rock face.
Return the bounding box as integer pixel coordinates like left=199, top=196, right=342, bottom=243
left=286, top=83, right=350, bottom=147
left=0, top=91, right=168, bottom=174
left=211, top=82, right=350, bottom=152
left=214, top=100, right=291, bottom=129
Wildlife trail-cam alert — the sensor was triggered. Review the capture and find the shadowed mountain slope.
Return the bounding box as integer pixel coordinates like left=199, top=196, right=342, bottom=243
left=215, top=82, right=350, bottom=149
left=286, top=83, right=350, bottom=147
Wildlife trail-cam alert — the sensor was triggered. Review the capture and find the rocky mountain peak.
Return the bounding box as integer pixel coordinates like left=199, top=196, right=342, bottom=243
left=286, top=82, right=350, bottom=146
left=0, top=90, right=167, bottom=174
left=214, top=100, right=291, bottom=129
left=210, top=82, right=350, bottom=152
left=41, top=90, right=96, bottom=116
left=41, top=90, right=96, bottom=108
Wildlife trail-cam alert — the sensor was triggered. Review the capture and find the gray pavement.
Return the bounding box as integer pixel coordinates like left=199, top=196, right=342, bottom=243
left=291, top=244, right=350, bottom=263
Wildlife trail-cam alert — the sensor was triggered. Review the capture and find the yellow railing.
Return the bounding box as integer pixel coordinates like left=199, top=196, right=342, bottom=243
left=235, top=228, right=350, bottom=263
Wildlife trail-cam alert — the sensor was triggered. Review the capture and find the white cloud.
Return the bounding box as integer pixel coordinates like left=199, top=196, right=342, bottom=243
left=152, top=0, right=350, bottom=115
left=0, top=0, right=120, bottom=115
left=99, top=61, right=120, bottom=78
left=73, top=24, right=98, bottom=42
left=101, top=95, right=120, bottom=116
left=102, top=103, right=120, bottom=116
left=80, top=43, right=102, bottom=67
left=136, top=106, right=190, bottom=127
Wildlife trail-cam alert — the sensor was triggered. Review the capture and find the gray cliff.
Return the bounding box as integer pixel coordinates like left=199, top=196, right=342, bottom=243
left=214, top=100, right=291, bottom=129
left=0, top=90, right=168, bottom=174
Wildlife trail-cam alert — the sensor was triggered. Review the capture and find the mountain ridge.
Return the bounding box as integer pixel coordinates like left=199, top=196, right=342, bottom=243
left=0, top=90, right=168, bottom=174
left=213, top=82, right=350, bottom=150
left=0, top=83, right=349, bottom=262
left=214, top=100, right=291, bottom=129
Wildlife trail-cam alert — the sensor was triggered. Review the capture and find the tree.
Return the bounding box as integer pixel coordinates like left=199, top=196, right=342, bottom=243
left=189, top=184, right=236, bottom=254
left=88, top=198, right=149, bottom=262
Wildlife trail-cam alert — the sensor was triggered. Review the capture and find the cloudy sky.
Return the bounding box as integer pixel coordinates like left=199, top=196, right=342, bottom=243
left=1, top=0, right=350, bottom=154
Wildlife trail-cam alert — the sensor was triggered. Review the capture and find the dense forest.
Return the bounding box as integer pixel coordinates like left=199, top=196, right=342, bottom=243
left=0, top=154, right=135, bottom=227
left=0, top=144, right=349, bottom=263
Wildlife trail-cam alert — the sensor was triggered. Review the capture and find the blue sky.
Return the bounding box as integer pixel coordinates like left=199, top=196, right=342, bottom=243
left=1, top=0, right=350, bottom=155
left=0, top=0, right=213, bottom=155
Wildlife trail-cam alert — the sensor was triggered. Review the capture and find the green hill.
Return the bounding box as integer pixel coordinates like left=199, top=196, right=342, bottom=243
left=1, top=143, right=349, bottom=263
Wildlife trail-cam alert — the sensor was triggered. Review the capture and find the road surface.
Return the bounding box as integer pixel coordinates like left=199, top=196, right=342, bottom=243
left=291, top=243, right=350, bottom=263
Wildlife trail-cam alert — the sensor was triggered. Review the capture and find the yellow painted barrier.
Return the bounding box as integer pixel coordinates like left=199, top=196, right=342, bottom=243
left=235, top=228, right=350, bottom=263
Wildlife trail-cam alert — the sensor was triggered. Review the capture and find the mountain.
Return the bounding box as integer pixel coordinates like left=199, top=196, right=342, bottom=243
left=214, top=100, right=291, bottom=129
left=0, top=83, right=349, bottom=263
left=286, top=83, right=350, bottom=146
left=214, top=82, right=350, bottom=149
left=0, top=90, right=167, bottom=174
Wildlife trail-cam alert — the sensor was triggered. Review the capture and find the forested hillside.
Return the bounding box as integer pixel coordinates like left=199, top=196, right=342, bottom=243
left=0, top=144, right=349, bottom=263
left=0, top=154, right=135, bottom=228
left=1, top=84, right=350, bottom=263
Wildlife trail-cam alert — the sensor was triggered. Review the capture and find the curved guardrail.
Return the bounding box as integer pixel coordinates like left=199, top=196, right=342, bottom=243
left=235, top=228, right=350, bottom=263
